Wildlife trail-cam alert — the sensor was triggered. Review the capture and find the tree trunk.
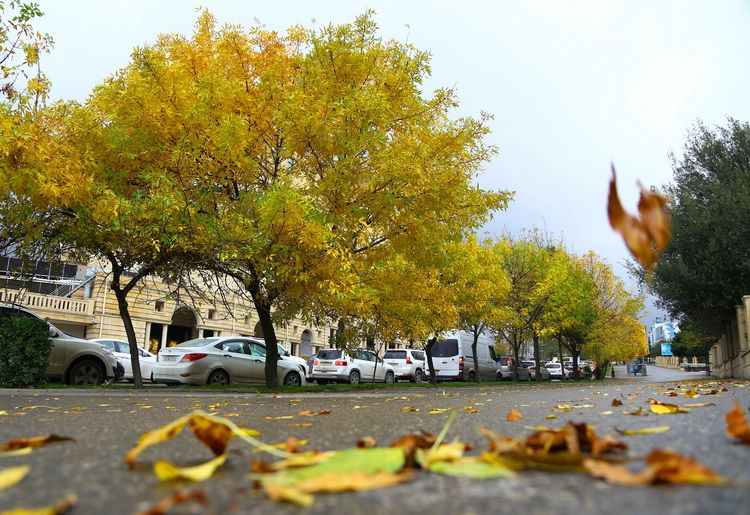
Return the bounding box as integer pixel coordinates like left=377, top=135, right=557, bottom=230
left=426, top=337, right=437, bottom=385
left=572, top=349, right=581, bottom=380
left=471, top=325, right=481, bottom=383
left=557, top=332, right=564, bottom=381
left=533, top=334, right=541, bottom=381
left=512, top=336, right=521, bottom=382
left=109, top=267, right=143, bottom=389
left=251, top=296, right=280, bottom=389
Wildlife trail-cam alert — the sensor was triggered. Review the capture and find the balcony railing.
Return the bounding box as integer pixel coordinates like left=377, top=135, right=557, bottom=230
left=0, top=290, right=93, bottom=315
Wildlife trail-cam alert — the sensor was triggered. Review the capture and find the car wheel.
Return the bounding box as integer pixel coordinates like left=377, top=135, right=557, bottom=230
left=385, top=372, right=395, bottom=384
left=207, top=370, right=229, bottom=386
left=412, top=369, right=422, bottom=383
left=68, top=359, right=105, bottom=386
left=348, top=370, right=360, bottom=385
left=283, top=371, right=302, bottom=386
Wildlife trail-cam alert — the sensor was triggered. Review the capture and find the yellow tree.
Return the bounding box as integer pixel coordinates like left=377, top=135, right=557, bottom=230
left=74, top=10, right=510, bottom=388
left=493, top=233, right=558, bottom=381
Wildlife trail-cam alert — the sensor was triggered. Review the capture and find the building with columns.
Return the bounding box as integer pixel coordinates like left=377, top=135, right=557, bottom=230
left=0, top=256, right=334, bottom=359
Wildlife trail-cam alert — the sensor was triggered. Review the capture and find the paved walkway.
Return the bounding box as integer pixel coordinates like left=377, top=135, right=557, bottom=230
left=612, top=364, right=711, bottom=383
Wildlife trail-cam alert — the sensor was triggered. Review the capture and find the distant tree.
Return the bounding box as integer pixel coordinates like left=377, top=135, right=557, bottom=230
left=670, top=328, right=713, bottom=359
left=631, top=119, right=750, bottom=338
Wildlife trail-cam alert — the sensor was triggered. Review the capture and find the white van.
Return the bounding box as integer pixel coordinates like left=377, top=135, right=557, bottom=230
left=424, top=330, right=500, bottom=381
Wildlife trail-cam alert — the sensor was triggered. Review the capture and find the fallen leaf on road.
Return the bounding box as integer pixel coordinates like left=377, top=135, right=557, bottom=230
left=134, top=490, right=209, bottom=515
left=648, top=401, right=689, bottom=415
left=611, top=399, right=623, bottom=407
left=154, top=453, right=228, bottom=482
left=0, top=494, right=77, bottom=515
left=401, top=406, right=419, bottom=412
left=428, top=408, right=451, bottom=414
left=615, top=426, right=670, bottom=436
left=290, top=423, right=313, bottom=428
left=684, top=403, right=715, bottom=408
left=545, top=415, right=557, bottom=420
left=583, top=458, right=654, bottom=486
left=0, top=466, right=29, bottom=491
left=599, top=411, right=614, bottom=416
left=622, top=407, right=646, bottom=416
left=645, top=449, right=725, bottom=485
left=0, top=435, right=74, bottom=452
left=463, top=406, right=479, bottom=414
left=427, top=456, right=516, bottom=479
left=356, top=436, right=376, bottom=448
left=265, top=415, right=294, bottom=420
left=726, top=400, right=750, bottom=444
left=506, top=408, right=524, bottom=421
left=0, top=448, right=32, bottom=458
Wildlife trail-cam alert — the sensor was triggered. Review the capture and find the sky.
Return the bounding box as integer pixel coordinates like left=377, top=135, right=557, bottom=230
left=32, top=0, right=750, bottom=324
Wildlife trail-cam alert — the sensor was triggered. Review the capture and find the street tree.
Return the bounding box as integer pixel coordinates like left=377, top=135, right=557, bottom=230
left=88, top=11, right=509, bottom=388
left=631, top=119, right=750, bottom=338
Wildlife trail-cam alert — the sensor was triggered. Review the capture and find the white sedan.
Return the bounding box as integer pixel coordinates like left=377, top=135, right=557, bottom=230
left=90, top=339, right=156, bottom=382
left=152, top=336, right=306, bottom=386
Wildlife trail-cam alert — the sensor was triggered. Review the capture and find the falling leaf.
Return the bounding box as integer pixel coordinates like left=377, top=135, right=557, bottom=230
left=0, top=435, right=74, bottom=452
left=0, top=466, right=30, bottom=491
left=0, top=494, right=77, bottom=515
left=506, top=408, right=524, bottom=421
left=615, top=426, right=671, bottom=436
left=726, top=400, right=750, bottom=444
left=607, top=165, right=671, bottom=271
left=134, top=490, right=209, bottom=515
left=154, top=453, right=228, bottom=482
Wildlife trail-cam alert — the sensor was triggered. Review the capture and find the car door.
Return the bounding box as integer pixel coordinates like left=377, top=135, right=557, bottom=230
left=218, top=340, right=255, bottom=383
left=113, top=341, right=133, bottom=377
left=354, top=351, right=374, bottom=382
left=137, top=347, right=155, bottom=379
left=371, top=352, right=387, bottom=382
left=244, top=341, right=268, bottom=383
left=487, top=346, right=500, bottom=380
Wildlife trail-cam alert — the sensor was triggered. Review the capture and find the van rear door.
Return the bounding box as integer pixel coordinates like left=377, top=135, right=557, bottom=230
left=430, top=338, right=461, bottom=379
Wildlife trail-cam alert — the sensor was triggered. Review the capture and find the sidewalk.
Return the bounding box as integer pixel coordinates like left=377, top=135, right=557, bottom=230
left=612, top=364, right=712, bottom=383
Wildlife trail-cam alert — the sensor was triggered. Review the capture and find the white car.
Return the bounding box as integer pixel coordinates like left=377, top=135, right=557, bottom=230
left=312, top=349, right=395, bottom=385
left=545, top=362, right=569, bottom=380
left=383, top=349, right=426, bottom=382
left=248, top=337, right=309, bottom=380
left=90, top=339, right=156, bottom=382
left=153, top=336, right=306, bottom=386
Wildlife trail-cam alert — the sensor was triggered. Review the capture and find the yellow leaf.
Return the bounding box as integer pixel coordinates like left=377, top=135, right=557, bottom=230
left=416, top=442, right=465, bottom=469
left=0, top=466, right=30, bottom=491
left=506, top=408, right=524, bottom=421
left=649, top=403, right=689, bottom=415
left=615, top=426, right=671, bottom=436
left=153, top=453, right=227, bottom=482
left=726, top=400, right=750, bottom=444
left=428, top=408, right=450, bottom=414
left=0, top=494, right=77, bottom=515
left=0, top=435, right=74, bottom=452
left=0, top=448, right=32, bottom=458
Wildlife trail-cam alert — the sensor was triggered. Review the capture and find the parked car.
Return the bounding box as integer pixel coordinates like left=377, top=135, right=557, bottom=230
left=311, top=349, right=395, bottom=385
left=497, top=356, right=532, bottom=380
left=152, top=336, right=306, bottom=386
left=306, top=353, right=316, bottom=382
left=522, top=360, right=550, bottom=380
left=423, top=330, right=500, bottom=382
left=545, top=362, right=568, bottom=380
left=90, top=339, right=156, bottom=382
left=383, top=348, right=426, bottom=382
left=247, top=337, right=309, bottom=381
left=0, top=303, right=117, bottom=385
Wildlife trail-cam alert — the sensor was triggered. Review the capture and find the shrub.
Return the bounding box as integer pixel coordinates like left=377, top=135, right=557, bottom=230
left=0, top=316, right=52, bottom=387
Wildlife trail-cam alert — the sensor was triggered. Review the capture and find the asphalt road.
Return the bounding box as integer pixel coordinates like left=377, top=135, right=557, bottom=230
left=1, top=366, right=748, bottom=515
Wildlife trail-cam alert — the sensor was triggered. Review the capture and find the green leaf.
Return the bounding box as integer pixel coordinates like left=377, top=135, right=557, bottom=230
left=281, top=447, right=405, bottom=483
left=428, top=458, right=515, bottom=479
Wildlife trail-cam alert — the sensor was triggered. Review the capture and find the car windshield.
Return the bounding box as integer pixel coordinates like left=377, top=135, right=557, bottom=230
left=431, top=339, right=459, bottom=357
left=317, top=349, right=342, bottom=360
left=277, top=344, right=290, bottom=356
left=384, top=350, right=407, bottom=360
left=175, top=338, right=217, bottom=348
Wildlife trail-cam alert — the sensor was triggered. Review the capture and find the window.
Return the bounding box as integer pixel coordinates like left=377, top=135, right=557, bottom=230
left=317, top=349, right=342, bottom=360
left=155, top=301, right=164, bottom=312
left=208, top=309, right=217, bottom=320
left=115, top=341, right=131, bottom=353
left=247, top=342, right=267, bottom=357
left=432, top=339, right=459, bottom=357
left=488, top=347, right=497, bottom=361
left=413, top=351, right=425, bottom=361
left=384, top=350, right=407, bottom=360
left=221, top=341, right=244, bottom=354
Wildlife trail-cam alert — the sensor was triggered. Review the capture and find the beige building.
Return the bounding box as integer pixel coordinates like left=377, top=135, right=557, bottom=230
left=0, top=268, right=333, bottom=359
left=709, top=295, right=750, bottom=380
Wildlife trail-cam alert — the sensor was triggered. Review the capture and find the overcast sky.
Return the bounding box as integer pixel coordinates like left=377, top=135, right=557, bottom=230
left=33, top=1, right=750, bottom=324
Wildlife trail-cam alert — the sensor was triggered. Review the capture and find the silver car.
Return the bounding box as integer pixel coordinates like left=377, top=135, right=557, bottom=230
left=152, top=336, right=306, bottom=386
left=0, top=303, right=117, bottom=385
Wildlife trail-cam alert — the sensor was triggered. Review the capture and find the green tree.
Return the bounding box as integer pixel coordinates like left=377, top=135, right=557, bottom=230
left=632, top=119, right=750, bottom=337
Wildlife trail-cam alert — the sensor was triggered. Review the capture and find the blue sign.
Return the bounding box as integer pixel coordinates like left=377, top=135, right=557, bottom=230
left=660, top=343, right=673, bottom=356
